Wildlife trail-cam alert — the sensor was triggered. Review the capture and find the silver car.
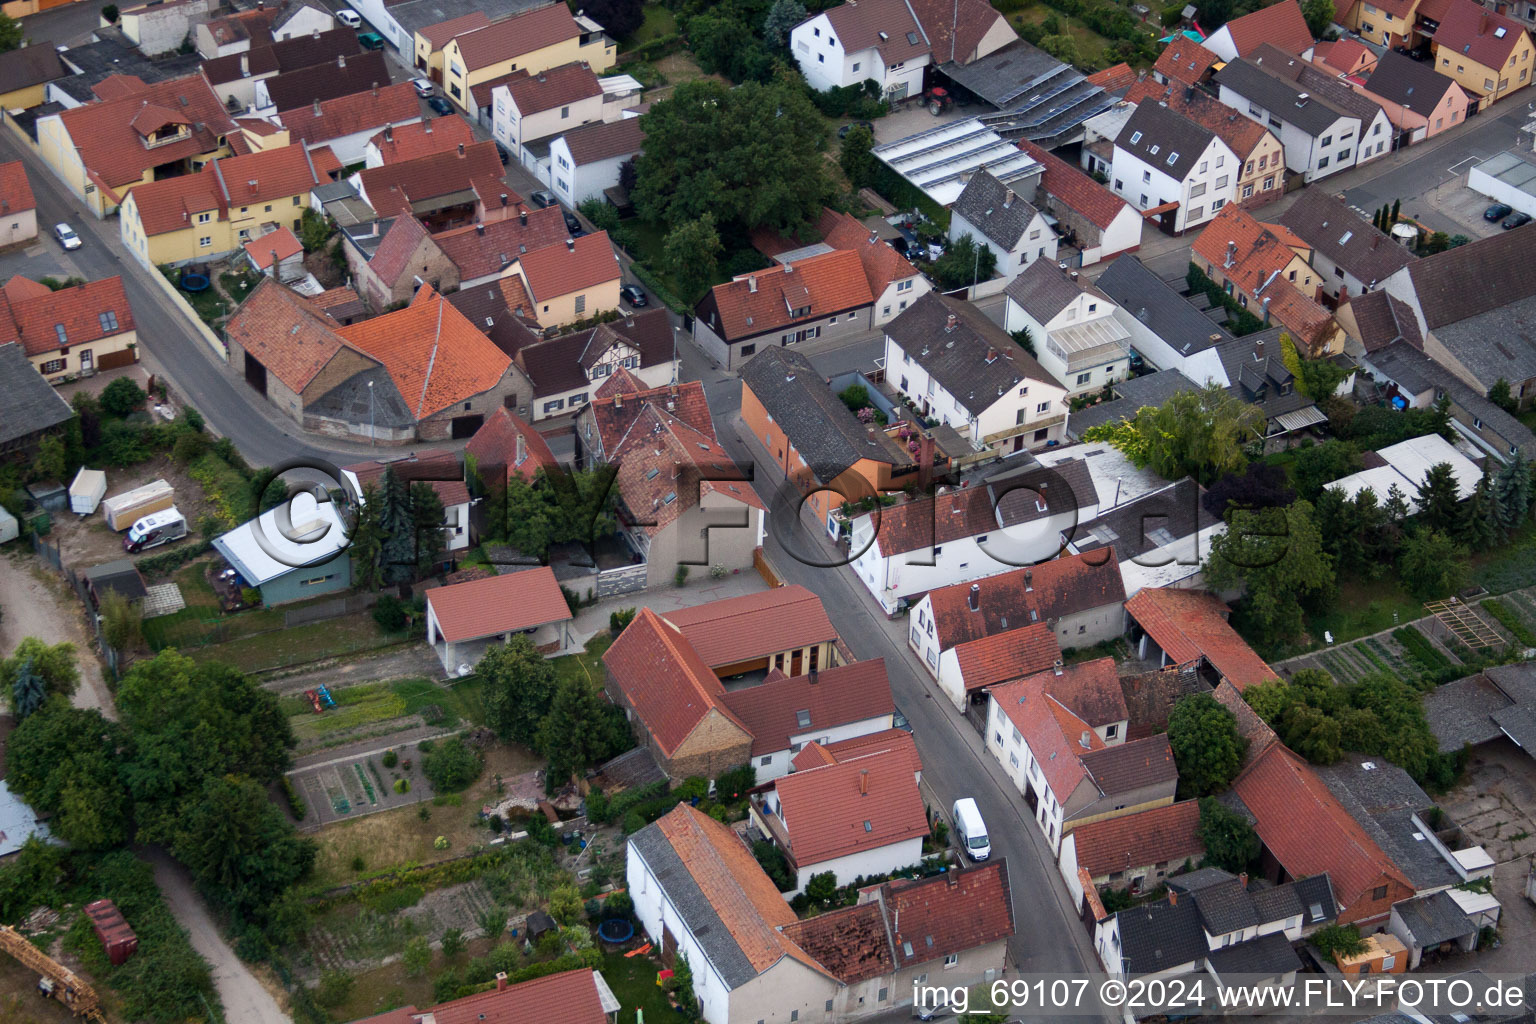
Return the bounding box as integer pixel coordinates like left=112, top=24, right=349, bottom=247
left=54, top=223, right=82, bottom=250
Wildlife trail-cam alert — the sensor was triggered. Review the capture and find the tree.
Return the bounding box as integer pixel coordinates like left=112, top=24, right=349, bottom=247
left=479, top=634, right=558, bottom=746
left=752, top=840, right=795, bottom=891
left=838, top=124, right=878, bottom=189
left=762, top=0, right=807, bottom=46
left=1384, top=483, right=1412, bottom=524
left=315, top=971, right=354, bottom=1009
left=99, top=588, right=144, bottom=654
left=1390, top=198, right=1401, bottom=225
left=1490, top=378, right=1518, bottom=413
left=1204, top=500, right=1336, bottom=648
left=544, top=465, right=619, bottom=551
left=0, top=638, right=79, bottom=705
left=1311, top=924, right=1367, bottom=960
left=349, top=483, right=386, bottom=591
left=1203, top=461, right=1295, bottom=518
left=661, top=215, right=723, bottom=301
left=1197, top=797, right=1259, bottom=872
left=578, top=198, right=621, bottom=234
left=929, top=235, right=998, bottom=290
left=101, top=4, right=120, bottom=23
left=1293, top=440, right=1362, bottom=500
left=6, top=703, right=131, bottom=849
left=618, top=157, right=638, bottom=195
left=376, top=466, right=416, bottom=585
left=502, top=472, right=556, bottom=556
left=422, top=737, right=482, bottom=793
left=547, top=884, right=583, bottom=924
left=440, top=928, right=466, bottom=958
left=805, top=871, right=838, bottom=905
left=1011, top=327, right=1036, bottom=356
left=408, top=481, right=446, bottom=577
left=100, top=376, right=146, bottom=418
left=0, top=12, right=22, bottom=53
left=633, top=78, right=834, bottom=239
left=536, top=676, right=632, bottom=785
left=1167, top=693, right=1246, bottom=798
left=687, top=10, right=758, bottom=77
left=403, top=936, right=431, bottom=976
left=10, top=657, right=47, bottom=720
left=477, top=904, right=507, bottom=943
left=1083, top=384, right=1264, bottom=484
left=1399, top=530, right=1467, bottom=599
left=1279, top=331, right=1349, bottom=398
left=1496, top=453, right=1532, bottom=531
left=1039, top=33, right=1079, bottom=64
left=1414, top=461, right=1462, bottom=534
left=298, top=208, right=333, bottom=253
left=30, top=435, right=66, bottom=483
left=582, top=0, right=643, bottom=38
left=1455, top=463, right=1500, bottom=552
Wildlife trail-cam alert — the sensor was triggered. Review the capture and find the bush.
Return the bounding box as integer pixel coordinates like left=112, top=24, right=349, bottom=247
left=713, top=763, right=756, bottom=800
left=315, top=970, right=353, bottom=1009
left=373, top=594, right=407, bottom=632
left=100, top=377, right=147, bottom=417
left=423, top=737, right=482, bottom=793
left=351, top=855, right=366, bottom=872
left=674, top=564, right=689, bottom=587
left=605, top=890, right=634, bottom=919
left=609, top=607, right=637, bottom=632
left=382, top=749, right=398, bottom=769
left=585, top=788, right=610, bottom=821
left=1311, top=923, right=1368, bottom=960
left=239, top=587, right=261, bottom=607
left=393, top=778, right=410, bottom=794
left=280, top=776, right=307, bottom=820
left=134, top=539, right=211, bottom=578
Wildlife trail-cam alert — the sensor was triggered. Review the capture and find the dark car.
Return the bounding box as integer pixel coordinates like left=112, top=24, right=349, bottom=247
left=357, top=31, right=385, bottom=49
left=620, top=284, right=646, bottom=307
left=562, top=209, right=583, bottom=235
left=1485, top=203, right=1514, bottom=222
left=493, top=141, right=511, bottom=164
left=425, top=95, right=453, bottom=116
left=838, top=119, right=874, bottom=139
left=892, top=706, right=912, bottom=733
left=1504, top=211, right=1533, bottom=229
left=529, top=190, right=557, bottom=208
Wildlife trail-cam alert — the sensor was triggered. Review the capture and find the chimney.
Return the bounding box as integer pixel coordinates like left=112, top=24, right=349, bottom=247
left=809, top=665, right=818, bottom=684
left=1168, top=889, right=1178, bottom=906
left=1481, top=12, right=1489, bottom=33
left=495, top=973, right=508, bottom=992
left=500, top=192, right=508, bottom=207
left=1069, top=271, right=1079, bottom=280
left=566, top=238, right=575, bottom=252
left=424, top=118, right=432, bottom=134
left=384, top=123, right=393, bottom=142
left=371, top=82, right=378, bottom=98
left=457, top=142, right=465, bottom=157
left=1225, top=240, right=1236, bottom=268
left=945, top=313, right=958, bottom=331
left=1261, top=295, right=1272, bottom=325
left=748, top=275, right=758, bottom=293
left=1080, top=730, right=1091, bottom=748
left=968, top=582, right=980, bottom=611
left=1004, top=188, right=1015, bottom=209
left=519, top=208, right=527, bottom=226
left=859, top=770, right=868, bottom=795
left=515, top=432, right=526, bottom=465
left=1025, top=568, right=1033, bottom=592
left=1239, top=872, right=1249, bottom=887
left=475, top=223, right=485, bottom=235
left=1053, top=659, right=1063, bottom=676
left=337, top=54, right=346, bottom=68
left=247, top=178, right=258, bottom=193
left=985, top=347, right=997, bottom=364
left=947, top=865, right=959, bottom=887
left=1254, top=336, right=1265, bottom=361
left=312, top=97, right=322, bottom=116
left=239, top=53, right=249, bottom=76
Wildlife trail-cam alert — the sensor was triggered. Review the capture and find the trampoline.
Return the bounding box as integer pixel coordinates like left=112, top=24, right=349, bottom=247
left=597, top=919, right=634, bottom=943
left=180, top=272, right=211, bottom=292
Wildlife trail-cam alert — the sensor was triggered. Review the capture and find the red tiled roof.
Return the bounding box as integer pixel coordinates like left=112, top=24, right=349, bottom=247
left=721, top=660, right=895, bottom=757
left=602, top=608, right=745, bottom=758
left=1212, top=679, right=1280, bottom=768
left=367, top=117, right=476, bottom=165
left=337, top=284, right=512, bottom=419
left=501, top=61, right=601, bottom=115
left=792, top=729, right=922, bottom=774
left=1123, top=588, right=1280, bottom=690
left=991, top=675, right=1103, bottom=802
left=1431, top=0, right=1530, bottom=76
left=1087, top=63, right=1136, bottom=91
left=356, top=140, right=506, bottom=219
left=1232, top=742, right=1412, bottom=909
left=1015, top=656, right=1129, bottom=727
left=432, top=206, right=568, bottom=281
left=1262, top=219, right=1311, bottom=252
left=558, top=116, right=645, bottom=167
left=1124, top=80, right=1273, bottom=158
left=367, top=214, right=437, bottom=288
left=1079, top=734, right=1177, bottom=794
left=818, top=207, right=922, bottom=294
left=471, top=69, right=529, bottom=114
left=465, top=407, right=559, bottom=484
left=926, top=553, right=1127, bottom=651
left=126, top=169, right=222, bottom=236
left=416, top=10, right=491, bottom=49
left=515, top=232, right=620, bottom=301
left=591, top=378, right=713, bottom=458
left=1192, top=204, right=1337, bottom=349
left=592, top=366, right=647, bottom=398
left=610, top=405, right=759, bottom=538
left=771, top=746, right=929, bottom=866
left=58, top=74, right=236, bottom=189
left=1218, top=0, right=1315, bottom=58
left=243, top=225, right=303, bottom=268
left=224, top=278, right=354, bottom=393
left=1019, top=139, right=1131, bottom=231
left=429, top=969, right=606, bottom=1024
left=343, top=450, right=461, bottom=493
left=702, top=249, right=874, bottom=341
left=953, top=622, right=1062, bottom=693
left=0, top=276, right=135, bottom=358
left=450, top=3, right=582, bottom=72
left=201, top=8, right=276, bottom=49
left=278, top=81, right=420, bottom=146
left=427, top=566, right=569, bottom=642
left=821, top=0, right=928, bottom=67
left=1154, top=38, right=1222, bottom=85
left=661, top=585, right=838, bottom=669
left=907, top=0, right=1008, bottom=64
left=1069, top=799, right=1204, bottom=877
left=91, top=73, right=147, bottom=101
left=1312, top=38, right=1374, bottom=75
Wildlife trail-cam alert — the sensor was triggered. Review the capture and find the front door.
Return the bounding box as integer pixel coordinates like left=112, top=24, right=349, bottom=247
left=79, top=349, right=93, bottom=372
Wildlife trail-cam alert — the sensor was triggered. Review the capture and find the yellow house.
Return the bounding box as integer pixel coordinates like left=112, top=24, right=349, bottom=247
left=0, top=43, right=67, bottom=110
left=0, top=276, right=139, bottom=381
left=510, top=232, right=622, bottom=328
left=413, top=11, right=490, bottom=82
left=1429, top=1, right=1534, bottom=108
left=1339, top=0, right=1423, bottom=49
left=36, top=73, right=236, bottom=218
left=441, top=2, right=614, bottom=113
left=120, top=144, right=322, bottom=266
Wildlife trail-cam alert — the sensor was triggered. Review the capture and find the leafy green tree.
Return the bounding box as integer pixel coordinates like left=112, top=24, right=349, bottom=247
left=1414, top=461, right=1462, bottom=534
left=1205, top=500, right=1336, bottom=648
left=545, top=465, right=619, bottom=551
left=30, top=435, right=67, bottom=482
left=752, top=840, right=795, bottom=891
left=584, top=0, right=642, bottom=37
left=1083, top=384, right=1264, bottom=483
left=577, top=198, right=621, bottom=234
left=1279, top=332, right=1349, bottom=398
left=422, top=737, right=483, bottom=793
left=1039, top=33, right=1080, bottom=64
left=1301, top=0, right=1335, bottom=34
left=1293, top=440, right=1362, bottom=500
left=661, top=214, right=723, bottom=301
left=6, top=703, right=131, bottom=849
left=536, top=676, right=632, bottom=785
left=1384, top=483, right=1412, bottom=524
left=440, top=927, right=466, bottom=958
left=100, top=588, right=144, bottom=654
left=1167, top=693, right=1246, bottom=798
left=1400, top=529, right=1467, bottom=599
left=1197, top=797, right=1260, bottom=872
left=408, top=481, right=447, bottom=577
left=298, top=208, right=333, bottom=253
left=1011, top=327, right=1036, bottom=356
left=547, top=884, right=583, bottom=924
left=633, top=78, right=834, bottom=238
left=1281, top=703, right=1343, bottom=763
left=479, top=634, right=558, bottom=746
left=477, top=904, right=507, bottom=943
left=838, top=124, right=878, bottom=189
left=502, top=472, right=556, bottom=556
left=0, top=638, right=79, bottom=705
left=10, top=657, right=47, bottom=720
left=0, top=14, right=25, bottom=54
left=929, top=235, right=998, bottom=290
left=100, top=376, right=147, bottom=417
left=1312, top=924, right=1367, bottom=960
left=376, top=466, right=416, bottom=585
left=762, top=0, right=807, bottom=45
left=1490, top=378, right=1518, bottom=413
left=315, top=971, right=354, bottom=1009
left=805, top=871, right=838, bottom=905
left=403, top=936, right=431, bottom=976
left=349, top=483, right=386, bottom=591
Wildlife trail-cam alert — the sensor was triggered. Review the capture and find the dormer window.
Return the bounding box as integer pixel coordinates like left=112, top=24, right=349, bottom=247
left=792, top=305, right=810, bottom=318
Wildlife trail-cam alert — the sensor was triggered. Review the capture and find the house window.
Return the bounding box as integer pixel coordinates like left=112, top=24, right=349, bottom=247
left=1486, top=78, right=1497, bottom=91
left=914, top=974, right=927, bottom=986
left=852, top=61, right=861, bottom=71
left=41, top=358, right=66, bottom=374
left=1140, top=194, right=1148, bottom=206
left=1141, top=170, right=1150, bottom=184
left=199, top=236, right=212, bottom=247
left=1034, top=428, right=1048, bottom=441
left=1130, top=130, right=1142, bottom=144
left=264, top=204, right=272, bottom=213
left=1190, top=183, right=1207, bottom=199
left=818, top=54, right=824, bottom=62
left=570, top=393, right=588, bottom=407
left=574, top=294, right=586, bottom=314
left=825, top=1001, right=833, bottom=1013
left=1242, top=184, right=1254, bottom=198
left=1009, top=751, right=1020, bottom=767
left=558, top=156, right=569, bottom=170
left=1188, top=205, right=1204, bottom=221
left=1318, top=156, right=1330, bottom=168
left=1321, top=135, right=1332, bottom=147
left=944, top=953, right=959, bottom=968
left=759, top=755, right=772, bottom=766
left=1036, top=401, right=1051, bottom=413
left=740, top=344, right=755, bottom=356
left=293, top=196, right=301, bottom=205
left=1215, top=175, right=1228, bottom=189
left=882, top=305, right=891, bottom=315
left=897, top=279, right=913, bottom=291
left=1264, top=175, right=1275, bottom=189
left=878, top=989, right=888, bottom=1003
left=1076, top=372, right=1091, bottom=386
left=99, top=311, right=118, bottom=332
left=543, top=399, right=565, bottom=413
left=300, top=573, right=336, bottom=586
left=197, top=212, right=211, bottom=224
left=1199, top=160, right=1208, bottom=173
left=790, top=1012, right=798, bottom=1022
left=1372, top=885, right=1388, bottom=900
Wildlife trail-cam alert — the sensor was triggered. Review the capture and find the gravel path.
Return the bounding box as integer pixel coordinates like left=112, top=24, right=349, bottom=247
left=0, top=553, right=115, bottom=719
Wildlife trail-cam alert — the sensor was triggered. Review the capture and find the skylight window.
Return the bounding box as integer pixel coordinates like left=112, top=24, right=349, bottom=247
left=1340, top=231, right=1353, bottom=245
left=1167, top=151, right=1179, bottom=165
left=1495, top=25, right=1507, bottom=37
left=796, top=710, right=811, bottom=728
left=1130, top=130, right=1143, bottom=144
left=1149, top=143, right=1160, bottom=155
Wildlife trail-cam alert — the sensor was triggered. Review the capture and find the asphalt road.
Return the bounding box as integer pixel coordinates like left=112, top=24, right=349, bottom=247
left=15, top=0, right=109, bottom=48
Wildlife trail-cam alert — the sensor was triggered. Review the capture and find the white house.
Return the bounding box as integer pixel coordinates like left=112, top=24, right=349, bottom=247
left=1215, top=53, right=1372, bottom=183
left=750, top=744, right=927, bottom=896
left=719, top=659, right=896, bottom=783
left=341, top=453, right=475, bottom=553
left=489, top=61, right=604, bottom=172
left=272, top=2, right=335, bottom=40
left=547, top=117, right=644, bottom=207
left=790, top=0, right=931, bottom=100
left=1095, top=254, right=1232, bottom=385
left=935, top=621, right=1061, bottom=713
left=882, top=292, right=1068, bottom=454
left=848, top=456, right=1098, bottom=615
left=1064, top=478, right=1227, bottom=597
left=1003, top=260, right=1131, bottom=395
left=424, top=566, right=575, bottom=672
left=1109, top=100, right=1240, bottom=235
left=949, top=168, right=1057, bottom=279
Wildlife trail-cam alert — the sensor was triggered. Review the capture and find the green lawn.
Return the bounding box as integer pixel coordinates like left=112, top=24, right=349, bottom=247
left=555, top=634, right=614, bottom=690
left=1299, top=574, right=1424, bottom=654
left=282, top=675, right=488, bottom=740
left=220, top=270, right=257, bottom=304
left=601, top=950, right=682, bottom=1023
left=142, top=562, right=288, bottom=651
left=1008, top=5, right=1112, bottom=67
left=624, top=3, right=676, bottom=46
left=184, top=611, right=407, bottom=673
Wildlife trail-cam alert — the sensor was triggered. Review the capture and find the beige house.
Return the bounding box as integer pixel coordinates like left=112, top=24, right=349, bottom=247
left=0, top=161, right=38, bottom=249
left=0, top=276, right=138, bottom=382
left=509, top=232, right=621, bottom=328
left=440, top=3, right=614, bottom=115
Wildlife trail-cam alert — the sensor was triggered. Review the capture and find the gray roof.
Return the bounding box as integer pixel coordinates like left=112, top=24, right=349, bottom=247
left=1317, top=759, right=1460, bottom=891
left=1485, top=663, right=1536, bottom=704
left=883, top=292, right=1055, bottom=418
left=1404, top=221, right=1536, bottom=331
left=53, top=33, right=203, bottom=102
left=1072, top=478, right=1218, bottom=558
left=1189, top=877, right=1262, bottom=935
left=739, top=347, right=910, bottom=481
left=0, top=343, right=73, bottom=447
left=1215, top=329, right=1317, bottom=424
left=939, top=37, right=1070, bottom=108
left=629, top=817, right=764, bottom=989
left=83, top=559, right=148, bottom=602
left=1438, top=374, right=1536, bottom=458
left=1215, top=55, right=1354, bottom=137
left=1290, top=874, right=1338, bottom=926
left=1116, top=100, right=1216, bottom=182
left=1207, top=931, right=1303, bottom=977
left=0, top=41, right=67, bottom=95
left=1366, top=49, right=1461, bottom=112
left=1347, top=289, right=1424, bottom=354
left=1423, top=675, right=1512, bottom=753
left=1098, top=255, right=1234, bottom=357
left=387, top=0, right=546, bottom=41
left=1278, top=191, right=1414, bottom=288
left=1004, top=258, right=1105, bottom=324
left=1115, top=897, right=1210, bottom=976
left=1068, top=369, right=1201, bottom=436
left=1427, top=292, right=1536, bottom=391
left=1393, top=890, right=1477, bottom=947
left=1493, top=702, right=1536, bottom=751
left=1367, top=338, right=1439, bottom=396
left=304, top=366, right=415, bottom=429
left=952, top=169, right=1043, bottom=251
left=1166, top=866, right=1237, bottom=893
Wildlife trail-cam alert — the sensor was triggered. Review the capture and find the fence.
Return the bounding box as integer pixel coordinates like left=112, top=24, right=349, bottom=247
left=30, top=531, right=120, bottom=680
left=284, top=591, right=379, bottom=628
left=753, top=546, right=779, bottom=588
left=596, top=562, right=647, bottom=597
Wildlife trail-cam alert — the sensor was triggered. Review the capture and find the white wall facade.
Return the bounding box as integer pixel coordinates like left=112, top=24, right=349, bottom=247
left=872, top=276, right=928, bottom=326
left=790, top=838, right=925, bottom=896
left=0, top=207, right=38, bottom=249
left=949, top=208, right=1059, bottom=279
left=790, top=13, right=930, bottom=99
left=1108, top=307, right=1229, bottom=385
left=346, top=0, right=407, bottom=48
left=1109, top=135, right=1238, bottom=234
left=1217, top=86, right=1362, bottom=183
left=274, top=5, right=335, bottom=41
left=549, top=139, right=638, bottom=207
left=494, top=87, right=603, bottom=159
left=752, top=712, right=897, bottom=782
left=1004, top=289, right=1128, bottom=395
left=984, top=694, right=1070, bottom=853
left=883, top=335, right=1068, bottom=448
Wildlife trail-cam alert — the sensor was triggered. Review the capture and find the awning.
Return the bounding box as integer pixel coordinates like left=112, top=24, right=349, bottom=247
left=1270, top=405, right=1328, bottom=433
left=1141, top=201, right=1179, bottom=218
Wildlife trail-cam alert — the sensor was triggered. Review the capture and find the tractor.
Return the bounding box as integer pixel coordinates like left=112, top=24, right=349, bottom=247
left=925, top=87, right=953, bottom=116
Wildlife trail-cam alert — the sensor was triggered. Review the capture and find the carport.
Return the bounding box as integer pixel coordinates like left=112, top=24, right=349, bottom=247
left=425, top=566, right=574, bottom=674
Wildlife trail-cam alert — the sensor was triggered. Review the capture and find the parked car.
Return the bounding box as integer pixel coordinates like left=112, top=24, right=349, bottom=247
left=838, top=119, right=874, bottom=139
left=620, top=284, right=646, bottom=307
left=493, top=141, right=512, bottom=164
left=1484, top=203, right=1513, bottom=221
left=562, top=209, right=583, bottom=235
left=425, top=96, right=453, bottom=116
left=951, top=798, right=990, bottom=861
left=412, top=78, right=433, bottom=97
left=529, top=190, right=557, bottom=208
left=892, top=706, right=911, bottom=732
left=336, top=8, right=362, bottom=27
left=53, top=222, right=81, bottom=250
left=1503, top=211, right=1532, bottom=230
left=357, top=31, right=385, bottom=49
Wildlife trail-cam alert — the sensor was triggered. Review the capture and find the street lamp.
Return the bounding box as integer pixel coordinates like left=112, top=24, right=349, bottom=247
left=367, top=379, right=375, bottom=447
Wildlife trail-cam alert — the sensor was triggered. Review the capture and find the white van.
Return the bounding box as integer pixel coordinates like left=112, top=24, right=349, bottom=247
left=123, top=507, right=187, bottom=553
left=951, top=798, right=990, bottom=862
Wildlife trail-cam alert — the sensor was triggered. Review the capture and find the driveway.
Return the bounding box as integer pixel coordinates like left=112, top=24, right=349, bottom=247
left=0, top=551, right=115, bottom=720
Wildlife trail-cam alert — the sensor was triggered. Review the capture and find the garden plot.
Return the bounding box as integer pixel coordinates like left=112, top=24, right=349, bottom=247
left=307, top=879, right=500, bottom=974
left=1279, top=622, right=1463, bottom=685
left=290, top=744, right=434, bottom=826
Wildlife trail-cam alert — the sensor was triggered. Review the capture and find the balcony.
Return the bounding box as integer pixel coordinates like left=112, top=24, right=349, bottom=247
left=142, top=125, right=191, bottom=151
